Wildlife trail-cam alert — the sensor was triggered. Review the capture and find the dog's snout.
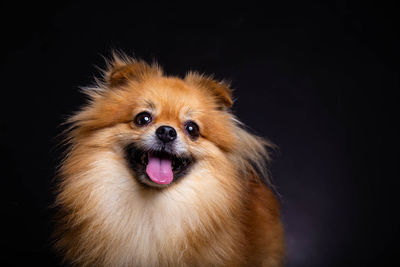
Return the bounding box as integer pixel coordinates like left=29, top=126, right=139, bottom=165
left=156, top=126, right=177, bottom=143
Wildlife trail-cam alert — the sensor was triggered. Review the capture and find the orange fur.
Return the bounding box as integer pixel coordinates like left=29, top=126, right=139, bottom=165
left=54, top=54, right=284, bottom=266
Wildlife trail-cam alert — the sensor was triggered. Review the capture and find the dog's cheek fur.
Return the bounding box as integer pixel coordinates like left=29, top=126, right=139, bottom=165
left=196, top=111, right=237, bottom=152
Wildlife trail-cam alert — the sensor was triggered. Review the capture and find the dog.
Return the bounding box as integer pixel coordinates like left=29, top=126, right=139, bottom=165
left=54, top=53, right=284, bottom=266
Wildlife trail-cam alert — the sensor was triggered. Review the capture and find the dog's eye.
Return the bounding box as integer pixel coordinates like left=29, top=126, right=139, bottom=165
left=134, top=112, right=152, bottom=126
left=184, top=121, right=199, bottom=139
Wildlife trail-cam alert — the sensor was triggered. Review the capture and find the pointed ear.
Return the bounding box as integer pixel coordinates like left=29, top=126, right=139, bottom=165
left=185, top=72, right=233, bottom=108
left=105, top=53, right=162, bottom=87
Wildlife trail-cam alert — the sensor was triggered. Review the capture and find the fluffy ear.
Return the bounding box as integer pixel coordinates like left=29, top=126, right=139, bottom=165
left=105, top=53, right=162, bottom=87
left=185, top=72, right=233, bottom=108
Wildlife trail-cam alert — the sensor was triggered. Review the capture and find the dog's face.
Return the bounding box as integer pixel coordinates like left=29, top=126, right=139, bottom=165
left=71, top=59, right=239, bottom=189
left=124, top=76, right=235, bottom=188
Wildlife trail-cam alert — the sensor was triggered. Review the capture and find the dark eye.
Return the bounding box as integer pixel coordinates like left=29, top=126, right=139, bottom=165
left=134, top=112, right=152, bottom=126
left=184, top=121, right=200, bottom=139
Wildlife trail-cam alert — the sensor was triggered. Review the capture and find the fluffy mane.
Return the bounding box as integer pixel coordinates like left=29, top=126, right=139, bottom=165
left=53, top=54, right=283, bottom=266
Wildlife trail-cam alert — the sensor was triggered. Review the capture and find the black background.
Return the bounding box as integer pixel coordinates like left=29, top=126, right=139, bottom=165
left=0, top=1, right=398, bottom=266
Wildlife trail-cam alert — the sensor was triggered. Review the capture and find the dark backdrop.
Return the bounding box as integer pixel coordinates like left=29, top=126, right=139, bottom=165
left=0, top=1, right=398, bottom=266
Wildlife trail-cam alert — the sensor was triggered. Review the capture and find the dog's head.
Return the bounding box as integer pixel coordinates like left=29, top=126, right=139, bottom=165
left=67, top=54, right=245, bottom=189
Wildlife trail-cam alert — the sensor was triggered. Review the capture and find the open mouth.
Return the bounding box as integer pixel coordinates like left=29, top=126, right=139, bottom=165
left=125, top=145, right=193, bottom=188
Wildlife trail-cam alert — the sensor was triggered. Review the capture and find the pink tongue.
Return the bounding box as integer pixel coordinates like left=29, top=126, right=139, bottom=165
left=146, top=152, right=174, bottom=185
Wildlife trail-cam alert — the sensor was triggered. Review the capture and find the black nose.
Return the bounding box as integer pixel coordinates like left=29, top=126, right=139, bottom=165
left=156, top=126, right=177, bottom=143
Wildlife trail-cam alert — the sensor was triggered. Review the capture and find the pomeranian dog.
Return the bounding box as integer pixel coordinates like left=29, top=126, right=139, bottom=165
left=54, top=53, right=284, bottom=266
